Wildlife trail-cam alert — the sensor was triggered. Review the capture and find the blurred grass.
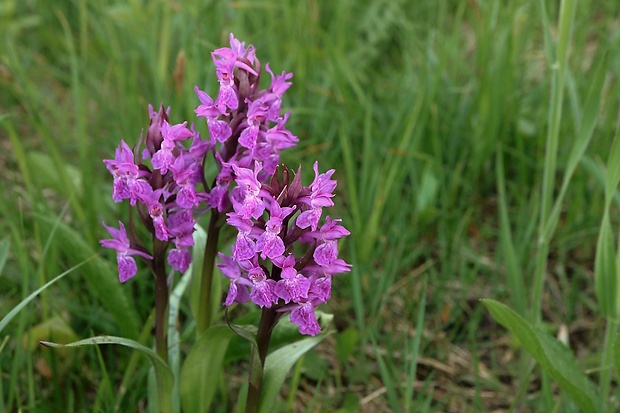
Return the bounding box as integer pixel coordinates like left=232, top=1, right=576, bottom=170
left=1, top=0, right=620, bottom=411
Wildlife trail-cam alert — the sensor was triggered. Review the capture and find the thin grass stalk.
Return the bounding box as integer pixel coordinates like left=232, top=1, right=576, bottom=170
left=599, top=121, right=620, bottom=410
left=403, top=276, right=427, bottom=412
left=496, top=147, right=527, bottom=316
left=599, top=318, right=617, bottom=411
left=531, top=0, right=577, bottom=324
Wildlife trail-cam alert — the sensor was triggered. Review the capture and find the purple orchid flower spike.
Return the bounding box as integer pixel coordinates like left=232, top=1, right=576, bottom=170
left=219, top=161, right=351, bottom=336
left=100, top=221, right=152, bottom=283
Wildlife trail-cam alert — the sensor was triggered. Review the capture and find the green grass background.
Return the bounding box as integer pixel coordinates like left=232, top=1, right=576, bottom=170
left=1, top=0, right=619, bottom=411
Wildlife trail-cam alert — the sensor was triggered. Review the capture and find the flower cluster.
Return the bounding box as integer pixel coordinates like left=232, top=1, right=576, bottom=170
left=101, top=34, right=297, bottom=282
left=100, top=33, right=351, bottom=337
left=195, top=34, right=297, bottom=214
left=100, top=106, right=205, bottom=280
left=218, top=162, right=351, bottom=336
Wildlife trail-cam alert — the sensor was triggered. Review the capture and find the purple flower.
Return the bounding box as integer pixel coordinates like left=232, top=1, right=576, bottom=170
left=151, top=137, right=176, bottom=174
left=296, top=207, right=322, bottom=232
left=100, top=221, right=152, bottom=283
left=217, top=252, right=252, bottom=305
left=142, top=189, right=171, bottom=241
left=152, top=121, right=194, bottom=174
left=168, top=208, right=196, bottom=247
left=231, top=162, right=265, bottom=219
left=265, top=112, right=298, bottom=151
left=248, top=265, right=277, bottom=308
left=303, top=162, right=337, bottom=208
left=289, top=301, right=320, bottom=336
left=104, top=140, right=151, bottom=206
left=170, top=155, right=200, bottom=209
left=314, top=240, right=338, bottom=267
left=211, top=48, right=239, bottom=111
left=255, top=200, right=295, bottom=260
left=194, top=86, right=232, bottom=142
left=308, top=274, right=332, bottom=303
left=239, top=99, right=269, bottom=149
left=304, top=259, right=352, bottom=277
left=264, top=64, right=293, bottom=121
left=274, top=255, right=310, bottom=303
left=168, top=247, right=191, bottom=273
left=296, top=162, right=337, bottom=231
left=227, top=215, right=257, bottom=261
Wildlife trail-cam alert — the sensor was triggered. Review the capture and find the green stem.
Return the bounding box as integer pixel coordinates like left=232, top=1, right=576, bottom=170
left=245, top=307, right=280, bottom=413
left=196, top=210, right=220, bottom=334
left=153, top=237, right=169, bottom=363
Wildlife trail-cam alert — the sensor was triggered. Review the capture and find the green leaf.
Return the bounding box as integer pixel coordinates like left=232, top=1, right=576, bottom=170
left=0, top=257, right=92, bottom=334
left=481, top=299, right=597, bottom=413
left=167, top=261, right=194, bottom=413
left=41, top=335, right=174, bottom=413
left=335, top=326, right=359, bottom=364
left=28, top=151, right=82, bottom=196
left=259, top=333, right=330, bottom=413
left=188, top=224, right=207, bottom=324
left=179, top=325, right=236, bottom=413
left=0, top=238, right=9, bottom=274
left=545, top=51, right=607, bottom=241
left=595, top=213, right=617, bottom=317
left=614, top=330, right=620, bottom=378
left=605, top=125, right=620, bottom=204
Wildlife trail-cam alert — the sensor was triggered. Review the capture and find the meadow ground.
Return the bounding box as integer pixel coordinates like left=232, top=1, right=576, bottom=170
left=2, top=1, right=620, bottom=412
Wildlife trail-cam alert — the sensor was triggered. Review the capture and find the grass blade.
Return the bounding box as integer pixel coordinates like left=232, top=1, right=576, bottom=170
left=0, top=256, right=94, bottom=333
left=41, top=335, right=174, bottom=413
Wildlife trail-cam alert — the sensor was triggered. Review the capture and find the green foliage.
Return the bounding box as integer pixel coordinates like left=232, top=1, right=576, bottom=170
left=41, top=335, right=175, bottom=412
left=482, top=299, right=598, bottom=413
left=260, top=334, right=329, bottom=413
left=179, top=326, right=235, bottom=413
left=2, top=0, right=620, bottom=410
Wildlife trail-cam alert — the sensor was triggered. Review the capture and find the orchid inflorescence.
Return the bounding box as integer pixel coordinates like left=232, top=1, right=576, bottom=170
left=100, top=33, right=350, bottom=336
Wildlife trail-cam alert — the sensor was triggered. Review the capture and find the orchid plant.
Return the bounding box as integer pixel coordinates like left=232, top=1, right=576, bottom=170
left=48, top=33, right=351, bottom=412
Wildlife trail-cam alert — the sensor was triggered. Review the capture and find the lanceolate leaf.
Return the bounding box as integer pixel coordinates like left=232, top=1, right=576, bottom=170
left=482, top=299, right=597, bottom=413
left=595, top=213, right=617, bottom=317
left=179, top=325, right=236, bottom=413
left=259, top=333, right=330, bottom=413
left=188, top=225, right=207, bottom=325
left=41, top=335, right=174, bottom=413
left=167, top=261, right=194, bottom=413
